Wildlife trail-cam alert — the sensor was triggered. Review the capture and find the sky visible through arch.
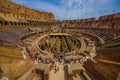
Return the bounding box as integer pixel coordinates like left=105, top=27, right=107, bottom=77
left=11, top=0, right=120, bottom=20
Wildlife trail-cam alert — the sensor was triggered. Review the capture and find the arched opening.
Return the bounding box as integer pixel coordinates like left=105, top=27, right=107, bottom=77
left=4, top=21, right=8, bottom=26
left=64, top=24, right=67, bottom=27
left=21, top=23, right=23, bottom=26
left=111, top=23, right=115, bottom=29
left=26, top=23, right=29, bottom=26
left=23, top=23, right=25, bottom=26
left=0, top=20, right=3, bottom=26
left=10, top=22, right=13, bottom=26
left=18, top=23, right=20, bottom=26
left=14, top=22, right=17, bottom=26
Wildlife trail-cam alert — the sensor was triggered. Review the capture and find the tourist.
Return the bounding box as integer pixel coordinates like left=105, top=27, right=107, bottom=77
left=49, top=61, right=54, bottom=70
left=29, top=53, right=33, bottom=58
left=38, top=56, right=42, bottom=63
left=53, top=62, right=57, bottom=73
left=34, top=54, right=38, bottom=61
left=63, top=62, right=68, bottom=76
left=48, top=62, right=52, bottom=71
left=46, top=58, right=51, bottom=63
left=67, top=59, right=71, bottom=64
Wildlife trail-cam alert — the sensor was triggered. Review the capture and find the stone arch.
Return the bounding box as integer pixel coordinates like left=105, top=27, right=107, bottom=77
left=14, top=22, right=17, bottom=26
left=111, top=22, right=115, bottom=29
left=0, top=20, right=3, bottom=26
left=17, top=22, right=21, bottom=26
left=4, top=21, right=8, bottom=25
left=10, top=22, right=14, bottom=26
left=0, top=17, right=4, bottom=26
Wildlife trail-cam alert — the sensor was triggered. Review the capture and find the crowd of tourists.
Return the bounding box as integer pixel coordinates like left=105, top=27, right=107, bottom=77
left=52, top=52, right=87, bottom=64
left=20, top=41, right=88, bottom=74
left=47, top=51, right=87, bottom=73
left=21, top=44, right=87, bottom=64
left=48, top=57, right=68, bottom=73
left=20, top=45, right=52, bottom=64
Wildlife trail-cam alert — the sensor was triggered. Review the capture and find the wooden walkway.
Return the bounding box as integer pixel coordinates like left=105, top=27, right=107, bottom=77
left=49, top=62, right=65, bottom=80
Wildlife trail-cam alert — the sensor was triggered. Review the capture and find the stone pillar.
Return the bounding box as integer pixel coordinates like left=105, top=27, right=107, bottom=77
left=67, top=67, right=73, bottom=80
left=0, top=21, right=2, bottom=26
left=44, top=69, right=49, bottom=80
left=44, top=73, right=49, bottom=80
left=8, top=22, right=11, bottom=26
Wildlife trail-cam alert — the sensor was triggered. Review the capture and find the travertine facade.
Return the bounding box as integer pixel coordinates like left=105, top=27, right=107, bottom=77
left=0, top=0, right=55, bottom=26
left=0, top=0, right=120, bottom=32
left=62, top=13, right=120, bottom=30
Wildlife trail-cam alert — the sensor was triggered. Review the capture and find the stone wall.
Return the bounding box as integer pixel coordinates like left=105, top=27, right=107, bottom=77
left=62, top=13, right=120, bottom=30
left=0, top=0, right=55, bottom=27
left=0, top=59, right=35, bottom=80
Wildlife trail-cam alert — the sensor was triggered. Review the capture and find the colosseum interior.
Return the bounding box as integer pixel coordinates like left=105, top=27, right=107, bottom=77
left=0, top=0, right=120, bottom=80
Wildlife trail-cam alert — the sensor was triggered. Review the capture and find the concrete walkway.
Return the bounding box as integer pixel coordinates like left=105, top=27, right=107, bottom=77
left=73, top=75, right=82, bottom=80
left=49, top=62, right=65, bottom=80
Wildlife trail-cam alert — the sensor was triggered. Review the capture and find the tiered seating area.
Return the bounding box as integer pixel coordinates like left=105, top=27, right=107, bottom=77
left=0, top=0, right=55, bottom=28
left=88, top=30, right=115, bottom=43
left=62, top=20, right=120, bottom=80
left=0, top=29, right=27, bottom=46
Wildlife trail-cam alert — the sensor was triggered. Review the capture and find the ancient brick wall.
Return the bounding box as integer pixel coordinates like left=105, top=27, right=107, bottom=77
left=0, top=0, right=55, bottom=22
left=62, top=13, right=120, bottom=30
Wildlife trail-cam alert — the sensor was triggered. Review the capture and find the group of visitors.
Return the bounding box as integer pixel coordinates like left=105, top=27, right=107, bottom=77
left=20, top=41, right=87, bottom=74
left=48, top=61, right=59, bottom=73
left=52, top=51, right=86, bottom=64
left=37, top=56, right=52, bottom=64
left=21, top=43, right=87, bottom=65
left=66, top=51, right=88, bottom=64
left=65, top=51, right=82, bottom=56
left=20, top=45, right=52, bottom=64
left=53, top=52, right=64, bottom=63
left=27, top=52, right=52, bottom=64
left=46, top=52, right=69, bottom=73
left=48, top=59, right=69, bottom=73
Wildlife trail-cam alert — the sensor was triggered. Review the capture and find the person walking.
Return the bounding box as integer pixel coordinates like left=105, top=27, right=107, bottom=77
left=54, top=62, right=57, bottom=73
left=63, top=63, right=68, bottom=80
left=48, top=61, right=54, bottom=71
